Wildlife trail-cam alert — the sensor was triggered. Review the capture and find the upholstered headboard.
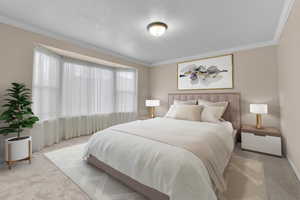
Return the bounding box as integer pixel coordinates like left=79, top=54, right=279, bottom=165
left=168, top=93, right=241, bottom=130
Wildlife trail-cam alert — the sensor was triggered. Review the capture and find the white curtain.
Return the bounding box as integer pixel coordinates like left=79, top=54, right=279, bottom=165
left=31, top=48, right=137, bottom=151
left=62, top=60, right=115, bottom=116
left=32, top=49, right=61, bottom=121
left=116, top=70, right=137, bottom=112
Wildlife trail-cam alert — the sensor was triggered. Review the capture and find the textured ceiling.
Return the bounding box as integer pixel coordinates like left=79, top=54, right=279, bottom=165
left=0, top=0, right=287, bottom=65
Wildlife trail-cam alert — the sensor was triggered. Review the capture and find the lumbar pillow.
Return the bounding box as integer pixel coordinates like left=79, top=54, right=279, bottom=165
left=165, top=105, right=203, bottom=121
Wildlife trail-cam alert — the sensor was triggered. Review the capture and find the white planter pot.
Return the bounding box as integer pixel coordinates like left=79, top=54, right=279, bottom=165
left=5, top=136, right=32, bottom=163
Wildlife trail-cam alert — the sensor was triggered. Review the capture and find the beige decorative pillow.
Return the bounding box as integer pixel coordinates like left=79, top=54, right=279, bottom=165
left=173, top=99, right=197, bottom=105
left=200, top=106, right=225, bottom=123
left=197, top=99, right=228, bottom=118
left=165, top=105, right=203, bottom=121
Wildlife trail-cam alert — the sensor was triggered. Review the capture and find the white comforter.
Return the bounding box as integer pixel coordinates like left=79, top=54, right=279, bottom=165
left=84, top=118, right=234, bottom=200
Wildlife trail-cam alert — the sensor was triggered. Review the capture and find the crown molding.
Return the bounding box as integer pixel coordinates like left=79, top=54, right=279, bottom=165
left=273, top=0, right=295, bottom=42
left=0, top=0, right=295, bottom=69
left=149, top=0, right=295, bottom=66
left=0, top=15, right=150, bottom=67
left=150, top=40, right=277, bottom=66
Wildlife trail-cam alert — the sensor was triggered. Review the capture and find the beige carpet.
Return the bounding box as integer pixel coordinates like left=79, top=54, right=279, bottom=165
left=0, top=137, right=91, bottom=200
left=224, top=156, right=267, bottom=200
left=0, top=137, right=267, bottom=200
left=44, top=143, right=267, bottom=200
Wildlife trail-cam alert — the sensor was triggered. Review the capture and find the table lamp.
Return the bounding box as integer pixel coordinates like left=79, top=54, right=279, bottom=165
left=145, top=100, right=160, bottom=118
left=250, top=104, right=268, bottom=129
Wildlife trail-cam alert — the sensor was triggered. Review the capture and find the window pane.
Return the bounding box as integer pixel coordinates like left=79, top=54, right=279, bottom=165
left=32, top=50, right=60, bottom=121
left=62, top=62, right=115, bottom=116
left=32, top=49, right=137, bottom=121
left=116, top=70, right=137, bottom=112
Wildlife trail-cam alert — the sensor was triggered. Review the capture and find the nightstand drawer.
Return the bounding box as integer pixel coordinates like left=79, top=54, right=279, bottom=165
left=241, top=132, right=282, bottom=156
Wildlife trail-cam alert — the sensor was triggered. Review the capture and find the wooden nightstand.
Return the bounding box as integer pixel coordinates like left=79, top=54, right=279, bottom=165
left=241, top=125, right=282, bottom=157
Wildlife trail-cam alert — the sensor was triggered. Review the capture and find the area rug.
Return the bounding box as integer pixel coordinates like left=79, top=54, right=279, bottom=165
left=45, top=144, right=267, bottom=200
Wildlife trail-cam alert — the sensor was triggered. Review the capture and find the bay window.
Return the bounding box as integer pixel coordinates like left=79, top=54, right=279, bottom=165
left=33, top=48, right=137, bottom=120
left=31, top=47, right=137, bottom=151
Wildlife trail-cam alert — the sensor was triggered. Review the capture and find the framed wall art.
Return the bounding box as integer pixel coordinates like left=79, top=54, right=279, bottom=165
left=177, top=54, right=233, bottom=90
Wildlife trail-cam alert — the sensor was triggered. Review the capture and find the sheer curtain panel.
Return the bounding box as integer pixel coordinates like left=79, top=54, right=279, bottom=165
left=32, top=49, right=61, bottom=121
left=31, top=48, right=137, bottom=151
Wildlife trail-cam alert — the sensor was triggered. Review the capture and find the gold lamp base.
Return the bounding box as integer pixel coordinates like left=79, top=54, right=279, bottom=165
left=148, top=107, right=155, bottom=118
left=256, top=114, right=263, bottom=129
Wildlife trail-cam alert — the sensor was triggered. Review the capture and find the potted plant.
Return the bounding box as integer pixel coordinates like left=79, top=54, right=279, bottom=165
left=0, top=83, right=39, bottom=169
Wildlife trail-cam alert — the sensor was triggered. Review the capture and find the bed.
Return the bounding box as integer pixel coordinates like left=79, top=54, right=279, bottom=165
left=84, top=93, right=241, bottom=200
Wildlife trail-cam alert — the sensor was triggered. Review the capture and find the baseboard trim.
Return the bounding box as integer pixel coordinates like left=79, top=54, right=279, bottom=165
left=287, top=156, right=300, bottom=182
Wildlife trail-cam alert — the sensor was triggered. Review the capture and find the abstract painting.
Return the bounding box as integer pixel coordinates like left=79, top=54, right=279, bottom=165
left=177, top=54, right=233, bottom=90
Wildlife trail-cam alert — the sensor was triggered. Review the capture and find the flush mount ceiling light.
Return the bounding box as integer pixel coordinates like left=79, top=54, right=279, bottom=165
left=147, top=22, right=168, bottom=37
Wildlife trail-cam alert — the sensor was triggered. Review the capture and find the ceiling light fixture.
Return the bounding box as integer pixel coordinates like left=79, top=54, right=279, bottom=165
left=147, top=22, right=168, bottom=37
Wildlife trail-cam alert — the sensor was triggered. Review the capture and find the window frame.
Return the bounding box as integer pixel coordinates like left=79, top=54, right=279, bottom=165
left=32, top=47, right=138, bottom=121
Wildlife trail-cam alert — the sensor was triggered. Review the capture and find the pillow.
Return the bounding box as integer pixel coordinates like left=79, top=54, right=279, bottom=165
left=200, top=106, right=226, bottom=123
left=165, top=105, right=203, bottom=121
left=173, top=99, right=197, bottom=105
left=197, top=99, right=228, bottom=118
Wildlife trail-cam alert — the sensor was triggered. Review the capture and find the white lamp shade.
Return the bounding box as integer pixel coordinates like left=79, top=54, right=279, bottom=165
left=250, top=104, right=268, bottom=114
left=145, top=100, right=160, bottom=107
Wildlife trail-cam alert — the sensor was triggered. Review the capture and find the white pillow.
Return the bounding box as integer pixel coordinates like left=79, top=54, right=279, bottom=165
left=200, top=106, right=225, bottom=123
left=165, top=105, right=203, bottom=121
left=173, top=99, right=197, bottom=105
left=197, top=99, right=228, bottom=118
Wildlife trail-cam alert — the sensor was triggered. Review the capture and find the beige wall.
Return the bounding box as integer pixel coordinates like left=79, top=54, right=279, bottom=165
left=0, top=23, right=150, bottom=161
left=277, top=0, right=300, bottom=175
left=150, top=46, right=280, bottom=128
left=0, top=23, right=150, bottom=115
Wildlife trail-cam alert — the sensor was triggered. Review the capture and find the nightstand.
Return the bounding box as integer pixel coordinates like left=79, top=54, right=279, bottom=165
left=241, top=125, right=282, bottom=157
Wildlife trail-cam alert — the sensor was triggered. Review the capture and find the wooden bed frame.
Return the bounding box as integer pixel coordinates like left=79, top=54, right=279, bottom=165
left=87, top=92, right=241, bottom=200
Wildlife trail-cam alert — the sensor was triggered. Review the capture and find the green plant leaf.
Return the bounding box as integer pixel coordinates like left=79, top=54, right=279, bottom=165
left=0, top=127, right=18, bottom=135
left=0, top=82, right=39, bottom=137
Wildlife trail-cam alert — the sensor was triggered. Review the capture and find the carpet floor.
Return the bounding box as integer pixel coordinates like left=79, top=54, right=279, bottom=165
left=45, top=143, right=267, bottom=200
left=1, top=136, right=267, bottom=200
